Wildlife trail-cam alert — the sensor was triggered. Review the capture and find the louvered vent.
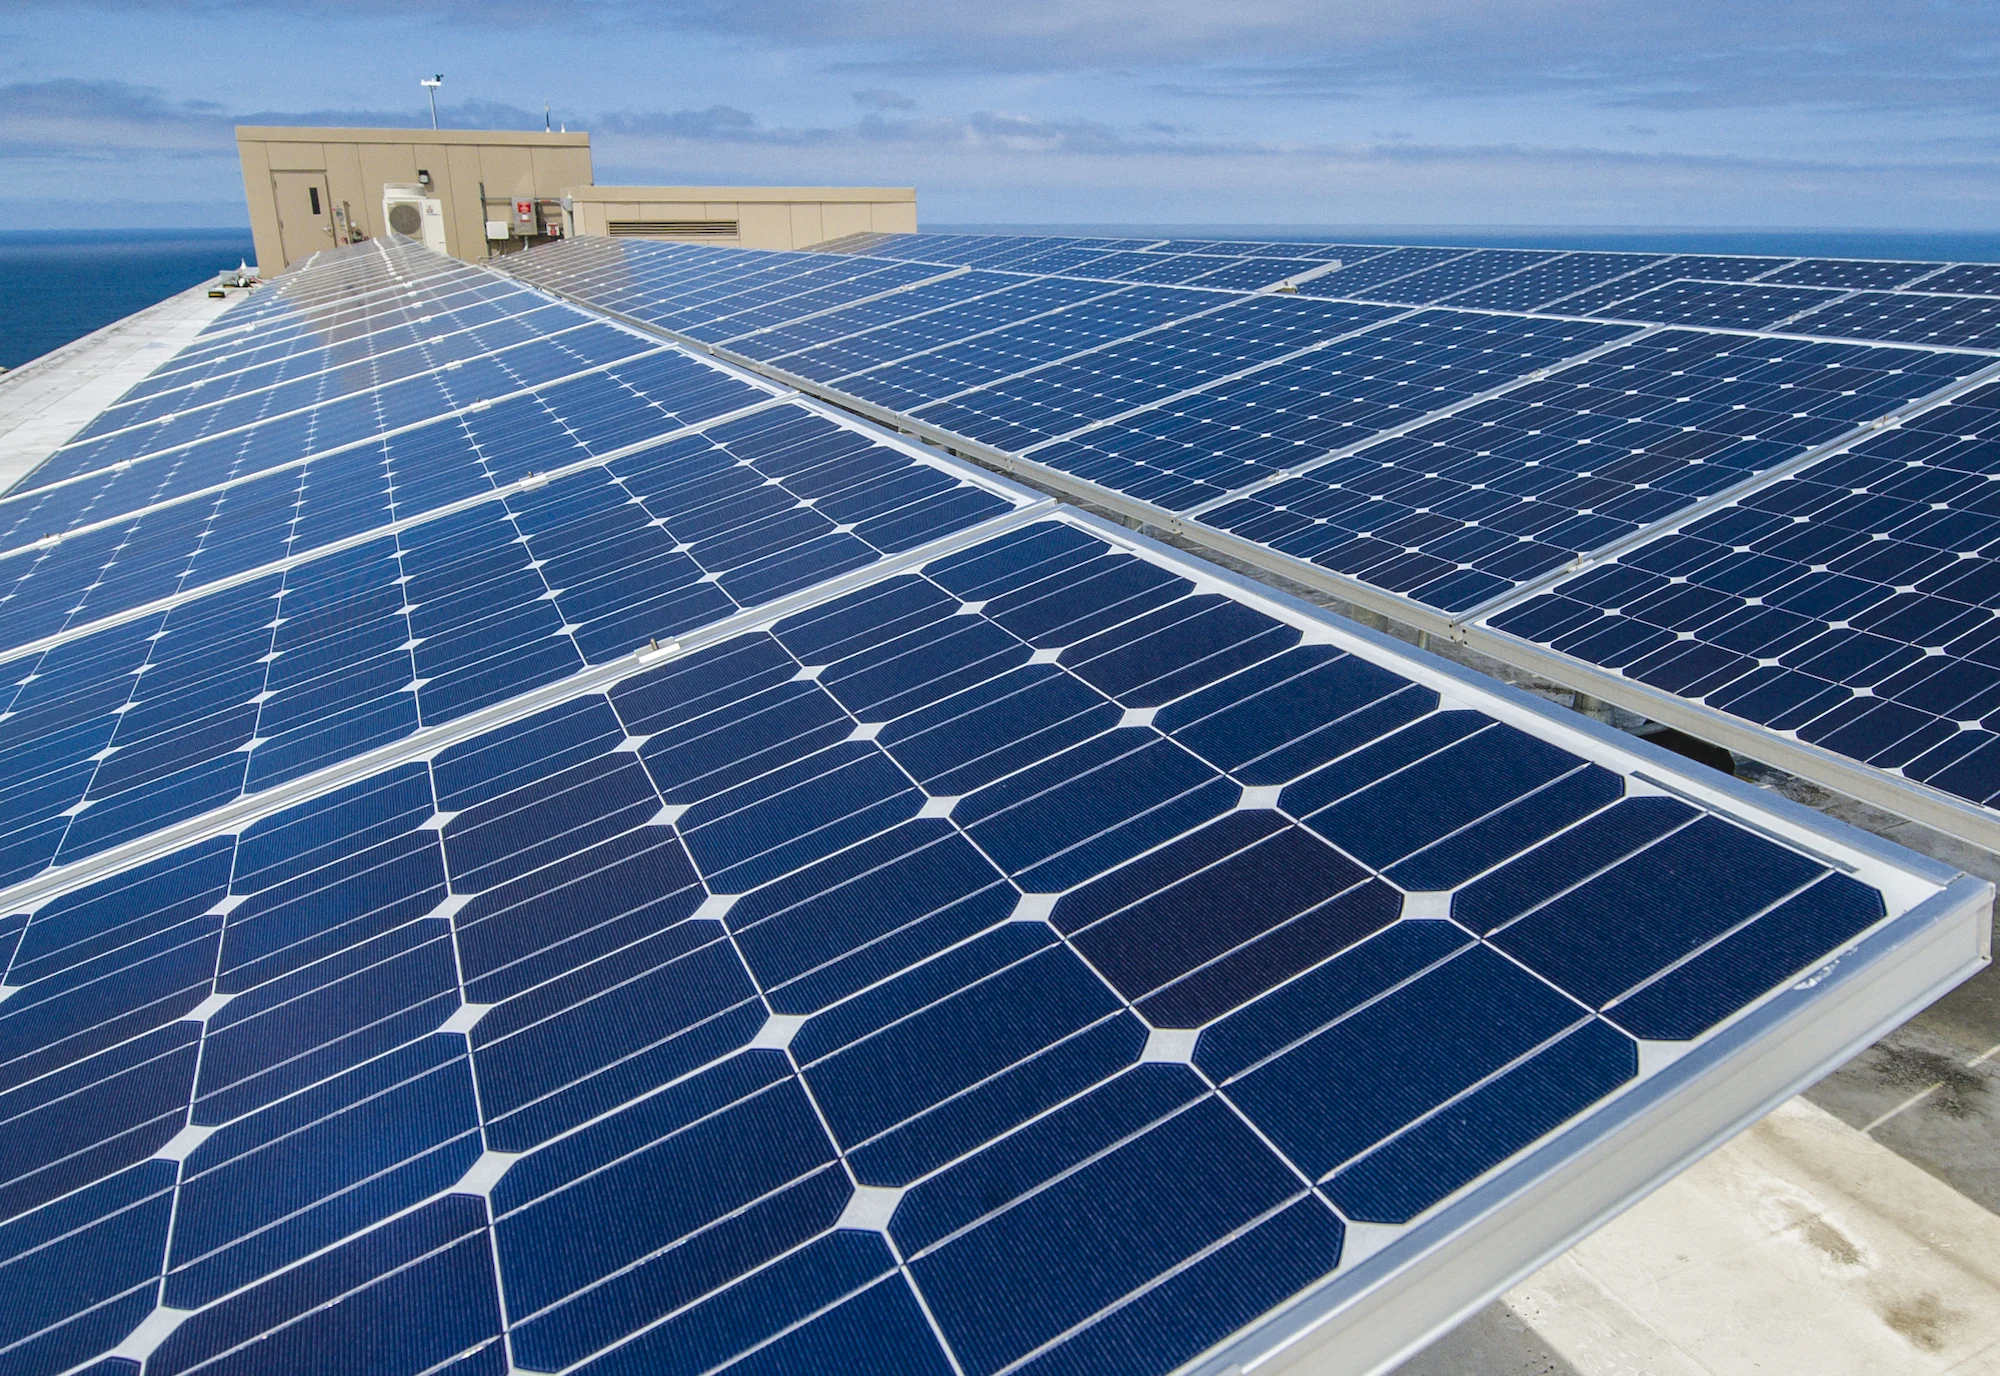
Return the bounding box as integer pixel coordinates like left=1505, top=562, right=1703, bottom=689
left=606, top=219, right=738, bottom=239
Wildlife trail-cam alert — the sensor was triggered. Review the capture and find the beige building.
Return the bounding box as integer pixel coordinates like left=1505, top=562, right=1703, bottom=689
left=237, top=126, right=920, bottom=274
left=236, top=126, right=593, bottom=274
left=563, top=185, right=917, bottom=250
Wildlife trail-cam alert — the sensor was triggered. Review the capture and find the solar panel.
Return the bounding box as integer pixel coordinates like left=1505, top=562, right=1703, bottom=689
left=499, top=233, right=2000, bottom=836
left=23, top=226, right=1997, bottom=1376
left=737, top=277, right=1122, bottom=383
left=828, top=288, right=1231, bottom=415
left=0, top=345, right=771, bottom=555
left=1784, top=290, right=2000, bottom=352
left=1542, top=254, right=1799, bottom=315
left=1179, top=257, right=1326, bottom=291
left=1, top=492, right=1979, bottom=1376
left=1479, top=377, right=2000, bottom=841
left=1347, top=249, right=1561, bottom=306
left=1905, top=263, right=2000, bottom=296
left=1198, top=330, right=1983, bottom=612
left=1587, top=280, right=1845, bottom=330
left=35, top=320, right=659, bottom=484
left=1439, top=252, right=1670, bottom=312
left=1757, top=258, right=1941, bottom=290
left=901, top=296, right=1399, bottom=456
left=0, top=351, right=781, bottom=654
left=1293, top=246, right=1473, bottom=297
left=1014, top=312, right=1635, bottom=513
left=0, top=384, right=1028, bottom=884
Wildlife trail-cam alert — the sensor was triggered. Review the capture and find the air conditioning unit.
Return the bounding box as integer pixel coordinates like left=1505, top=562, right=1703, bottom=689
left=381, top=184, right=448, bottom=253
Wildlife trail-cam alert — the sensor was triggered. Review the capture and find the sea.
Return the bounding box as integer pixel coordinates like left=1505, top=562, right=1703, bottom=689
left=6, top=223, right=2000, bottom=374
left=0, top=229, right=255, bottom=372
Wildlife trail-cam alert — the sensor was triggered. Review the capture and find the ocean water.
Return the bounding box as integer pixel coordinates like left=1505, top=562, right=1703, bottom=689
left=0, top=229, right=255, bottom=372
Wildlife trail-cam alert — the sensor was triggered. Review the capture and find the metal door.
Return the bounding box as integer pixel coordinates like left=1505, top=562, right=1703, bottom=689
left=271, top=170, right=334, bottom=267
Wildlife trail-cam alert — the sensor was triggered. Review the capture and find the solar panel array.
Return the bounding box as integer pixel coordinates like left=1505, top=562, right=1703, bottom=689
left=0, top=233, right=1988, bottom=1376
left=501, top=230, right=2000, bottom=850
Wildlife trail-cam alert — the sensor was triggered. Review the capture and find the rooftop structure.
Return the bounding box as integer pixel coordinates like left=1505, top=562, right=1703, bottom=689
left=0, top=228, right=1992, bottom=1376
left=235, top=125, right=920, bottom=275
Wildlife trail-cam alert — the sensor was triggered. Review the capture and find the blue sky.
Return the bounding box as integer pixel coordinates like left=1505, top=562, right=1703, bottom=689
left=6, top=0, right=1999, bottom=228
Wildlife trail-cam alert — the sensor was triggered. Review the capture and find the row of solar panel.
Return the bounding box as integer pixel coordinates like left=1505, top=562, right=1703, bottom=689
left=97, top=287, right=564, bottom=430
left=0, top=396, right=1022, bottom=895
left=46, top=311, right=650, bottom=482
left=816, top=230, right=2000, bottom=348
left=0, top=330, right=761, bottom=575
left=840, top=228, right=2000, bottom=305
left=499, top=233, right=2000, bottom=845
left=1, top=499, right=1935, bottom=1376
left=506, top=237, right=1986, bottom=616
left=1483, top=378, right=2000, bottom=814
left=0, top=349, right=779, bottom=656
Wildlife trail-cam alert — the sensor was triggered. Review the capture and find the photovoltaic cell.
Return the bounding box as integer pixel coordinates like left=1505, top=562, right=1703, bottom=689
left=1439, top=252, right=1669, bottom=312
left=32, top=321, right=658, bottom=485
left=1025, top=312, right=1636, bottom=513
left=1293, top=246, right=1471, bottom=298
left=1907, top=264, right=2000, bottom=296
left=0, top=401, right=1019, bottom=883
left=0, top=510, right=1952, bottom=1376
left=1486, top=380, right=2000, bottom=812
left=1785, top=291, right=2000, bottom=352
left=729, top=275, right=1112, bottom=377
left=825, top=287, right=1227, bottom=415
left=903, top=295, right=1399, bottom=455
left=1588, top=280, right=1844, bottom=330
left=720, top=271, right=1020, bottom=356
left=1757, top=258, right=1940, bottom=290
left=1348, top=250, right=1559, bottom=306
left=1201, top=330, right=1981, bottom=612
left=0, top=227, right=1984, bottom=1376
left=84, top=300, right=577, bottom=434
left=0, top=332, right=781, bottom=564
left=1542, top=255, right=1798, bottom=315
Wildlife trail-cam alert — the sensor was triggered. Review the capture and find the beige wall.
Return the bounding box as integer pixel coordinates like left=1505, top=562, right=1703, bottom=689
left=564, top=186, right=917, bottom=249
left=236, top=126, right=594, bottom=273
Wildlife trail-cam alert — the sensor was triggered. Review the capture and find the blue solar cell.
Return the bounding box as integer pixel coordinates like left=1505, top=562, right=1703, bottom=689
left=1786, top=290, right=2000, bottom=351
left=1440, top=252, right=1669, bottom=311
left=907, top=295, right=1398, bottom=457
left=1203, top=328, right=1981, bottom=612
left=0, top=403, right=1015, bottom=884
left=1589, top=279, right=1842, bottom=329
left=39, top=323, right=654, bottom=484
left=1293, top=245, right=1471, bottom=297
left=0, top=508, right=1948, bottom=1375
left=726, top=270, right=1020, bottom=360
left=1350, top=248, right=1559, bottom=305
left=0, top=235, right=1976, bottom=1376
left=1485, top=380, right=2000, bottom=818
left=1021, top=311, right=1636, bottom=513
left=1542, top=254, right=1797, bottom=314
left=0, top=341, right=770, bottom=577
left=758, top=276, right=1117, bottom=385
left=1906, top=263, right=2000, bottom=296
left=833, top=286, right=1225, bottom=415
left=1759, top=258, right=1940, bottom=290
